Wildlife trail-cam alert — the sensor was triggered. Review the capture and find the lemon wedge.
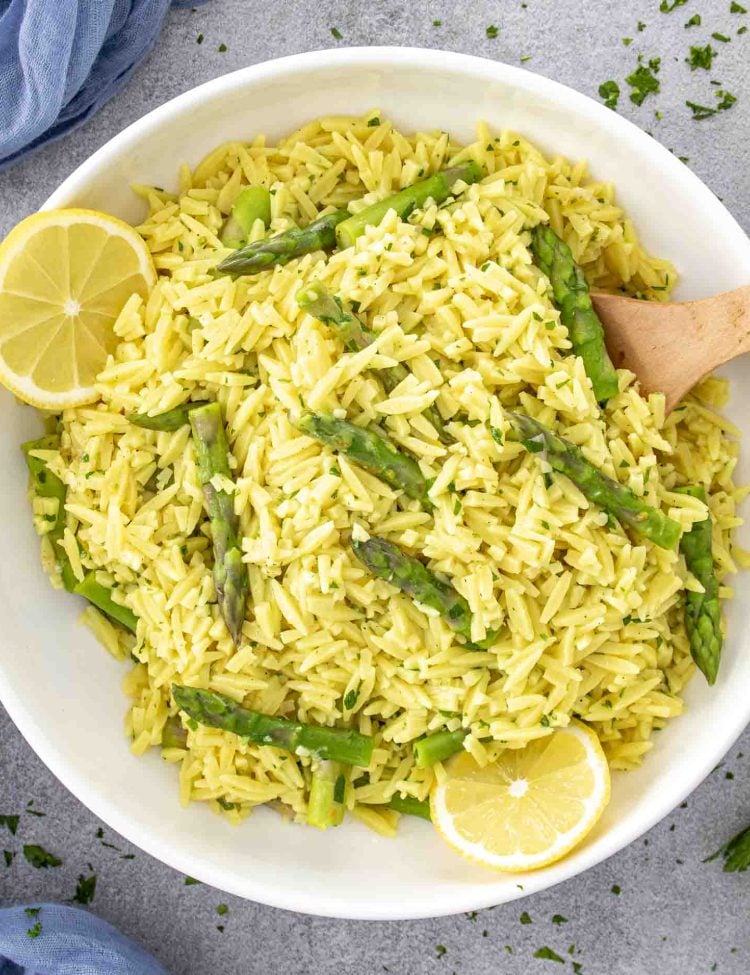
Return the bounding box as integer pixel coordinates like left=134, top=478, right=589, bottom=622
left=0, top=208, right=155, bottom=409
left=430, top=722, right=610, bottom=872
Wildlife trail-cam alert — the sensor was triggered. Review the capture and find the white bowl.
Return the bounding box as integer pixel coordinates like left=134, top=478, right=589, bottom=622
left=1, top=47, right=749, bottom=920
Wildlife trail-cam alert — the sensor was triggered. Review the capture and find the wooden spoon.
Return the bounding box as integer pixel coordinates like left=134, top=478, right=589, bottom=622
left=592, top=285, right=750, bottom=413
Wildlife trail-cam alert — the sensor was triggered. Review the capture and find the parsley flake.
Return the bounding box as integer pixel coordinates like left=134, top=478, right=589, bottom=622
left=712, top=32, right=731, bottom=42
left=27, top=922, right=42, bottom=939
left=685, top=13, right=702, bottom=26
left=534, top=947, right=565, bottom=963
left=3, top=851, right=14, bottom=867
left=216, top=904, right=228, bottom=916
left=0, top=815, right=19, bottom=835
left=520, top=911, right=533, bottom=924
left=611, top=883, right=622, bottom=894
left=435, top=945, right=447, bottom=959
left=598, top=80, right=620, bottom=110
left=626, top=63, right=660, bottom=105
left=731, top=1, right=747, bottom=10
left=73, top=873, right=97, bottom=905
left=185, top=876, right=201, bottom=885
left=23, top=845, right=62, bottom=869
left=486, top=25, right=499, bottom=38
left=330, top=27, right=343, bottom=40
left=24, top=907, right=40, bottom=918
left=659, top=0, right=688, bottom=10
left=552, top=914, right=568, bottom=924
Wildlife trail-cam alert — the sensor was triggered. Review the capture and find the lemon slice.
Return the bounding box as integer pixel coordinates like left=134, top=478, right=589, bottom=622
left=430, top=722, right=610, bottom=872
left=0, top=208, right=156, bottom=409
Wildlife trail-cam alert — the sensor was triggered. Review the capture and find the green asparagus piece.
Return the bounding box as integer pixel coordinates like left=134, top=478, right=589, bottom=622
left=707, top=823, right=750, bottom=872
left=675, top=485, right=722, bottom=684
left=336, top=161, right=484, bottom=249
left=296, top=412, right=429, bottom=504
left=413, top=729, right=468, bottom=768
left=162, top=714, right=188, bottom=749
left=531, top=225, right=619, bottom=403
left=220, top=186, right=272, bottom=247
left=307, top=761, right=347, bottom=829
left=215, top=210, right=348, bottom=275
left=506, top=413, right=681, bottom=549
left=128, top=400, right=210, bottom=432
left=351, top=535, right=476, bottom=642
left=386, top=794, right=432, bottom=820
left=189, top=403, right=248, bottom=644
left=296, top=283, right=452, bottom=444
left=74, top=573, right=138, bottom=634
left=22, top=436, right=76, bottom=592
left=172, top=685, right=374, bottom=766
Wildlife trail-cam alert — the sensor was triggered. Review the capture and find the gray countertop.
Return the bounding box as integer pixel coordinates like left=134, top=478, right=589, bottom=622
left=1, top=1, right=749, bottom=972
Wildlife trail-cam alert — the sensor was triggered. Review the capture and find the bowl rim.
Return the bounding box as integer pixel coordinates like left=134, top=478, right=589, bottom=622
left=2, top=45, right=749, bottom=919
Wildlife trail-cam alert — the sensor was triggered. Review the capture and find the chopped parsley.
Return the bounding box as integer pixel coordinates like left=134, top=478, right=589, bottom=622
left=3, top=851, right=14, bottom=867
left=731, top=1, right=747, bottom=10
left=216, top=904, right=229, bottom=916
left=520, top=911, right=533, bottom=924
left=623, top=37, right=633, bottom=46
left=685, top=13, right=702, bottom=26
left=432, top=19, right=442, bottom=26
left=687, top=89, right=737, bottom=118
left=23, top=844, right=62, bottom=869
left=330, top=27, right=343, bottom=40
left=551, top=914, right=568, bottom=924
left=367, top=117, right=380, bottom=127
left=626, top=60, right=661, bottom=106
left=343, top=688, right=358, bottom=709
left=435, top=945, right=447, bottom=959
left=712, top=32, right=731, bottom=42
left=218, top=43, right=227, bottom=53
left=687, top=44, right=715, bottom=70
left=73, top=873, right=97, bottom=905
left=598, top=80, right=620, bottom=110
left=196, top=33, right=203, bottom=44
left=0, top=814, right=19, bottom=835
left=611, top=883, right=622, bottom=894
left=533, top=947, right=565, bottom=963
left=520, top=54, right=532, bottom=62
left=659, top=0, right=688, bottom=10
left=184, top=876, right=201, bottom=885
left=486, top=25, right=499, bottom=39
left=637, top=20, right=646, bottom=30
left=24, top=907, right=40, bottom=918
left=27, top=922, right=42, bottom=939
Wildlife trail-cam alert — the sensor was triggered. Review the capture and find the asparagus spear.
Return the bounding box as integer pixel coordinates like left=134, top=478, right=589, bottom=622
left=351, top=535, right=477, bottom=642
left=296, top=283, right=452, bottom=444
left=675, top=485, right=722, bottom=684
left=530, top=225, right=619, bottom=403
left=22, top=438, right=140, bottom=632
left=128, top=400, right=210, bottom=432
left=161, top=714, right=188, bottom=749
left=386, top=794, right=432, bottom=820
left=216, top=210, right=348, bottom=275
left=215, top=162, right=482, bottom=276
left=74, top=573, right=138, bottom=634
left=413, top=729, right=468, bottom=768
left=172, top=685, right=374, bottom=766
left=189, top=403, right=248, bottom=644
left=336, top=161, right=483, bottom=248
left=296, top=412, right=429, bottom=504
left=505, top=413, right=681, bottom=549
left=307, top=761, right=347, bottom=829
left=220, top=186, right=272, bottom=247
left=22, top=436, right=76, bottom=592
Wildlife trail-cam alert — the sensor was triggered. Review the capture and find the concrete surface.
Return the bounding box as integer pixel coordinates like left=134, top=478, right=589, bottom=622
left=1, top=1, right=749, bottom=972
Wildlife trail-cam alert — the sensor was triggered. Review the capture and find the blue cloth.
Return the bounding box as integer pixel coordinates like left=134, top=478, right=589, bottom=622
left=0, top=904, right=169, bottom=975
left=0, top=0, right=204, bottom=172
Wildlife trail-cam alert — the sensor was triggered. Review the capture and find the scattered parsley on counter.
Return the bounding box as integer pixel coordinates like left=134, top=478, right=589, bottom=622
left=24, top=908, right=40, bottom=918
left=520, top=54, right=532, bottom=62
left=184, top=876, right=201, bottom=885
left=27, top=922, right=42, bottom=939
left=731, top=1, right=747, bottom=11
left=687, top=44, right=715, bottom=69
left=432, top=19, right=442, bottom=26
left=435, top=945, right=447, bottom=959
left=3, top=851, right=14, bottom=867
left=705, top=822, right=750, bottom=871
left=23, top=845, right=62, bottom=869
left=623, top=36, right=633, bottom=45
left=598, top=80, right=620, bottom=109
left=685, top=13, right=702, bottom=26
left=73, top=873, right=97, bottom=905
left=534, top=947, right=565, bottom=963
left=520, top=911, right=533, bottom=924
left=626, top=61, right=660, bottom=105
left=330, top=27, right=343, bottom=40
left=551, top=914, right=568, bottom=925
left=486, top=25, right=499, bottom=38
left=218, top=43, right=227, bottom=52
left=739, top=24, right=748, bottom=33
left=712, top=31, right=731, bottom=42
left=196, top=33, right=203, bottom=44
left=687, top=89, right=737, bottom=118
left=0, top=815, right=19, bottom=835
left=659, top=0, right=688, bottom=9
left=637, top=20, right=646, bottom=30
left=611, top=884, right=622, bottom=894
left=216, top=904, right=228, bottom=916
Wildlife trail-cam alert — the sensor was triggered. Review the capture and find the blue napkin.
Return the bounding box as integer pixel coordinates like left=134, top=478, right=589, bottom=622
left=0, top=904, right=169, bottom=975
left=0, top=0, right=204, bottom=172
